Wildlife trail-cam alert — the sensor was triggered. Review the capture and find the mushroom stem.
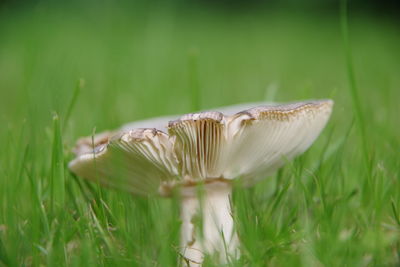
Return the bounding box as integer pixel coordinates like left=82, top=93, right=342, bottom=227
left=180, top=181, right=239, bottom=266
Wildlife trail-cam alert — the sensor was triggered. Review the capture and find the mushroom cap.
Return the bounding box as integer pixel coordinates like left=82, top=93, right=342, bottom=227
left=69, top=100, right=333, bottom=196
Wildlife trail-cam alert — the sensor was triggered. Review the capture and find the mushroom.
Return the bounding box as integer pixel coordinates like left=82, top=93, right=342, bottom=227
left=69, top=100, right=333, bottom=266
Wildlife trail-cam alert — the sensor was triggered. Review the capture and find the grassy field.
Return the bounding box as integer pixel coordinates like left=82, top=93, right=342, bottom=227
left=0, top=2, right=399, bottom=266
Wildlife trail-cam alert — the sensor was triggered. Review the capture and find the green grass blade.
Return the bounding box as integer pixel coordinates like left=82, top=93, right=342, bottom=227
left=50, top=113, right=65, bottom=212
left=340, top=0, right=370, bottom=170
left=62, top=79, right=84, bottom=133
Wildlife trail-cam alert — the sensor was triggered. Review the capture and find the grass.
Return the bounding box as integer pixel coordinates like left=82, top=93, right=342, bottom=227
left=0, top=2, right=400, bottom=266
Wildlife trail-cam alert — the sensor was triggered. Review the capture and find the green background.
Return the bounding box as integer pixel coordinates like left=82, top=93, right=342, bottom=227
left=0, top=1, right=399, bottom=266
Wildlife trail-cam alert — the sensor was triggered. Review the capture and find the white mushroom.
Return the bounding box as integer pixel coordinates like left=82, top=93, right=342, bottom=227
left=69, top=100, right=333, bottom=266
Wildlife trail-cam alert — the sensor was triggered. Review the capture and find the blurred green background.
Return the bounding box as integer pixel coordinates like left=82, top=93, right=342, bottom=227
left=0, top=0, right=399, bottom=266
